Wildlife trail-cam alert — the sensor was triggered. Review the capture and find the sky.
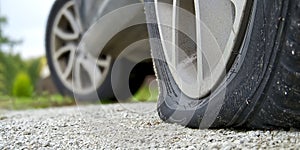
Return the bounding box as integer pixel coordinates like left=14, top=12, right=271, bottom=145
left=1, top=0, right=55, bottom=59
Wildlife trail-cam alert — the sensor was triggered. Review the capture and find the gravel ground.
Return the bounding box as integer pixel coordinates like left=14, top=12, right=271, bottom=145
left=0, top=102, right=299, bottom=149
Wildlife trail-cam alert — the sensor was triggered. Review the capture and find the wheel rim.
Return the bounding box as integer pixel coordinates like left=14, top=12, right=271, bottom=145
left=155, top=0, right=248, bottom=98
left=50, top=1, right=112, bottom=95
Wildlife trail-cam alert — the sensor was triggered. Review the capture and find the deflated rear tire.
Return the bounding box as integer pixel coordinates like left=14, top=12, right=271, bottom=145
left=145, top=0, right=300, bottom=129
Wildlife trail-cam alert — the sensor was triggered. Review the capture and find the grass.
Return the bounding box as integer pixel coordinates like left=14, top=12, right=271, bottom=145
left=0, top=88, right=158, bottom=110
left=133, top=75, right=159, bottom=102
left=0, top=94, right=75, bottom=110
left=133, top=84, right=159, bottom=102
left=0, top=77, right=159, bottom=110
left=0, top=85, right=159, bottom=110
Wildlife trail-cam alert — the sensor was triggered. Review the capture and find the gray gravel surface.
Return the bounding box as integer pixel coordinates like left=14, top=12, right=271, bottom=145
left=0, top=102, right=299, bottom=149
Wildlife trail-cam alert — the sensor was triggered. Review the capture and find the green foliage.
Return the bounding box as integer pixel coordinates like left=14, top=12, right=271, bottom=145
left=0, top=62, right=4, bottom=90
left=0, top=51, right=43, bottom=96
left=0, top=16, right=22, bottom=48
left=0, top=16, right=75, bottom=110
left=0, top=17, right=7, bottom=24
left=133, top=84, right=158, bottom=102
left=12, top=72, right=33, bottom=97
left=0, top=94, right=75, bottom=110
left=0, top=51, right=25, bottom=95
left=0, top=15, right=42, bottom=95
left=0, top=16, right=25, bottom=95
left=0, top=16, right=9, bottom=45
left=26, top=58, right=43, bottom=87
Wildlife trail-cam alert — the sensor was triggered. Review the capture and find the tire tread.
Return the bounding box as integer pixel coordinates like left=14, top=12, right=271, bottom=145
left=246, top=0, right=300, bottom=129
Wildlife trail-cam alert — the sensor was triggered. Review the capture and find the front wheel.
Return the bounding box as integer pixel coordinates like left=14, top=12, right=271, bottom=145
left=45, top=0, right=148, bottom=101
left=145, top=0, right=300, bottom=129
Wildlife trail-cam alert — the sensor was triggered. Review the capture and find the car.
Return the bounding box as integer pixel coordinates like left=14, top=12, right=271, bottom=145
left=46, top=0, right=300, bottom=129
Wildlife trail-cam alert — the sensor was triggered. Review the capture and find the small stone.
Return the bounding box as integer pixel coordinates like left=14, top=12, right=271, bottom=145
left=0, top=116, right=7, bottom=120
left=23, top=131, right=31, bottom=135
left=208, top=143, right=219, bottom=150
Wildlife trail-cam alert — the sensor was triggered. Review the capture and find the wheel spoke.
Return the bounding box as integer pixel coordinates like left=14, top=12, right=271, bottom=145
left=54, top=27, right=78, bottom=41
left=74, top=59, right=82, bottom=89
left=155, top=0, right=249, bottom=98
left=54, top=43, right=76, bottom=59
left=72, top=2, right=84, bottom=33
left=62, top=8, right=81, bottom=36
left=61, top=46, right=75, bottom=80
left=194, top=0, right=204, bottom=85
left=172, top=0, right=178, bottom=68
left=96, top=55, right=112, bottom=68
left=222, top=0, right=247, bottom=63
left=80, top=56, right=102, bottom=87
left=230, top=0, right=247, bottom=33
left=54, top=7, right=81, bottom=40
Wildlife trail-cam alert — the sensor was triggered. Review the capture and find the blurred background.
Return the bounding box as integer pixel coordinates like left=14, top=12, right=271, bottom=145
left=0, top=0, right=157, bottom=110
left=0, top=0, right=71, bottom=110
left=1, top=0, right=54, bottom=58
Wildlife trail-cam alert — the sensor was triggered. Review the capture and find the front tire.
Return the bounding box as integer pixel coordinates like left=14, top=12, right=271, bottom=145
left=45, top=0, right=148, bottom=101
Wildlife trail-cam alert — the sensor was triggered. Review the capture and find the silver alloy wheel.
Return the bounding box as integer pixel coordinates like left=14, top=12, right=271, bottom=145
left=50, top=1, right=112, bottom=95
left=155, top=0, right=247, bottom=98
